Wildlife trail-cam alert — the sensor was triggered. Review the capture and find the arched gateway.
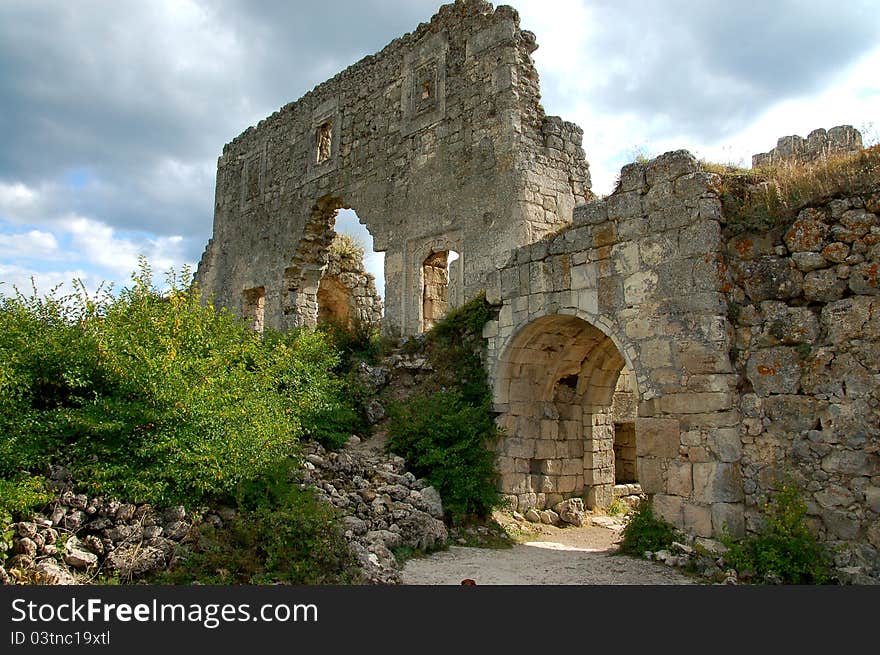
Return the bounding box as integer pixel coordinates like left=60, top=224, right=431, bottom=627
left=483, top=151, right=746, bottom=540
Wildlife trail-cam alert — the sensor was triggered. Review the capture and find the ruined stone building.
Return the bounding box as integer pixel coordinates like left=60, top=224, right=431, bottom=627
left=195, top=0, right=589, bottom=336
left=196, top=0, right=880, bottom=575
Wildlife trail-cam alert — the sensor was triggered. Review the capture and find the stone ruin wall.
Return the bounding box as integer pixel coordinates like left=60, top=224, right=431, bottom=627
left=191, top=0, right=879, bottom=572
left=195, top=0, right=590, bottom=337
left=485, top=150, right=742, bottom=543
left=315, top=236, right=383, bottom=329
left=723, top=149, right=880, bottom=570
left=752, top=125, right=863, bottom=168
left=485, top=130, right=879, bottom=571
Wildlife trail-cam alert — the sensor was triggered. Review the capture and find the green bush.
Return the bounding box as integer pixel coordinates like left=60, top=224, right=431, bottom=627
left=618, top=501, right=680, bottom=555
left=386, top=391, right=500, bottom=521
left=722, top=483, right=831, bottom=584
left=385, top=292, right=501, bottom=522
left=156, top=461, right=359, bottom=585
left=0, top=259, right=360, bottom=510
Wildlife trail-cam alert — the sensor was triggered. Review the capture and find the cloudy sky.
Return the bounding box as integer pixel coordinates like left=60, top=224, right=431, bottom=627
left=1, top=0, right=878, bottom=299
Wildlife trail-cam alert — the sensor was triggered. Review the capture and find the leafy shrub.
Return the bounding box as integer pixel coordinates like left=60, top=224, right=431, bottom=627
left=722, top=483, right=831, bottom=584
left=386, top=292, right=501, bottom=522
left=386, top=391, right=500, bottom=521
left=618, top=501, right=680, bottom=555
left=0, top=259, right=360, bottom=510
left=157, top=461, right=359, bottom=585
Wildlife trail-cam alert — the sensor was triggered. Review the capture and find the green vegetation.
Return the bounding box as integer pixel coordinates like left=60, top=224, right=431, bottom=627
left=711, top=145, right=880, bottom=234
left=0, top=258, right=360, bottom=516
left=156, top=461, right=358, bottom=585
left=618, top=500, right=680, bottom=555
left=722, top=482, right=832, bottom=585
left=385, top=293, right=501, bottom=522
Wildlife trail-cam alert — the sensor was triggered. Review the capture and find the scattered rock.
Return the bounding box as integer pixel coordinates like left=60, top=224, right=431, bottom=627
left=34, top=561, right=78, bottom=585
left=553, top=498, right=585, bottom=527
left=419, top=486, right=444, bottom=519
left=63, top=537, right=98, bottom=569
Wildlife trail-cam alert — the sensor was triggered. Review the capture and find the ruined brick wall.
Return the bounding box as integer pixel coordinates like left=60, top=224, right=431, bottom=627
left=195, top=0, right=590, bottom=336
left=752, top=125, right=863, bottom=168
left=724, top=174, right=880, bottom=572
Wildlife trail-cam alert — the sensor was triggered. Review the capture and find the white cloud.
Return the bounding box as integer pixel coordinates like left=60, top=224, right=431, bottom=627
left=0, top=229, right=59, bottom=259
left=64, top=214, right=191, bottom=281
left=0, top=263, right=96, bottom=298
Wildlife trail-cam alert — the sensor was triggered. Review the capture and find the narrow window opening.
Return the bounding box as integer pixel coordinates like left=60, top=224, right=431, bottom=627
left=242, top=286, right=265, bottom=333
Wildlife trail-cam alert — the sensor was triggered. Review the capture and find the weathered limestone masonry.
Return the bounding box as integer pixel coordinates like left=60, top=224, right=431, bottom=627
left=752, top=125, right=862, bottom=168
left=195, top=0, right=590, bottom=336
left=315, top=236, right=383, bottom=329
left=484, top=150, right=743, bottom=543
left=725, top=143, right=880, bottom=573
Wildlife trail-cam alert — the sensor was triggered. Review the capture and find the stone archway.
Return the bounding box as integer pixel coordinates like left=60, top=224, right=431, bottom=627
left=493, top=313, right=641, bottom=512
left=283, top=196, right=382, bottom=330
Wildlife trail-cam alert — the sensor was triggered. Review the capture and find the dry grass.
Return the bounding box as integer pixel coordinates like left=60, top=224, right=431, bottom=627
left=328, top=232, right=366, bottom=263
left=709, top=145, right=880, bottom=234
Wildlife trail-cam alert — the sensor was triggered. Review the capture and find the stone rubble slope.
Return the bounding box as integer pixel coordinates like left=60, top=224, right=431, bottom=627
left=1, top=441, right=449, bottom=586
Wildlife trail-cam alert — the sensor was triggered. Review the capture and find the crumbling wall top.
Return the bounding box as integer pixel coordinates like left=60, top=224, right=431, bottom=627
left=752, top=125, right=863, bottom=168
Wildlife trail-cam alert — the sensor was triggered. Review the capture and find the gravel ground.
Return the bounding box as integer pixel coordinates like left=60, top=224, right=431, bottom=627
left=401, top=520, right=696, bottom=585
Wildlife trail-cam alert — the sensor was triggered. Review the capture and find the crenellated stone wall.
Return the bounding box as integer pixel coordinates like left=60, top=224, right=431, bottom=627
left=195, top=0, right=590, bottom=337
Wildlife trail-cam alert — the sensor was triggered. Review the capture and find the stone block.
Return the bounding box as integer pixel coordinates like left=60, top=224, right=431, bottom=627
left=762, top=395, right=818, bottom=433
left=637, top=458, right=664, bottom=494
left=711, top=503, right=745, bottom=538
left=707, top=427, right=742, bottom=462
left=756, top=302, right=820, bottom=346
left=572, top=201, right=607, bottom=226
left=597, top=276, right=624, bottom=311
left=864, top=486, right=880, bottom=514
left=562, top=458, right=583, bottom=476
left=624, top=270, right=658, bottom=305
left=535, top=440, right=557, bottom=459
left=645, top=150, right=699, bottom=186
left=821, top=450, right=876, bottom=476
left=679, top=219, right=721, bottom=257
left=640, top=338, right=673, bottom=369
left=656, top=392, right=732, bottom=414
left=556, top=475, right=579, bottom=494
left=617, top=163, right=646, bottom=193
left=584, top=449, right=613, bottom=470
left=636, top=417, right=680, bottom=458
left=849, top=262, right=880, bottom=295
left=682, top=502, right=713, bottom=538
left=575, top=288, right=599, bottom=315
left=727, top=232, right=776, bottom=261
left=587, top=484, right=613, bottom=508
left=571, top=263, right=597, bottom=290
left=739, top=256, right=803, bottom=301
left=667, top=461, right=693, bottom=496
left=540, top=420, right=559, bottom=440
left=500, top=473, right=531, bottom=494
left=791, top=251, right=827, bottom=272
left=606, top=191, right=642, bottom=219
left=504, top=438, right=536, bottom=459
left=784, top=216, right=829, bottom=252
left=746, top=347, right=802, bottom=396
left=652, top=494, right=684, bottom=528
left=804, top=268, right=847, bottom=302
left=693, top=462, right=744, bottom=503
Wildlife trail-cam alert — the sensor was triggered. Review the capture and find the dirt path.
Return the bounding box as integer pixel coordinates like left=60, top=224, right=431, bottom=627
left=401, top=519, right=696, bottom=585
